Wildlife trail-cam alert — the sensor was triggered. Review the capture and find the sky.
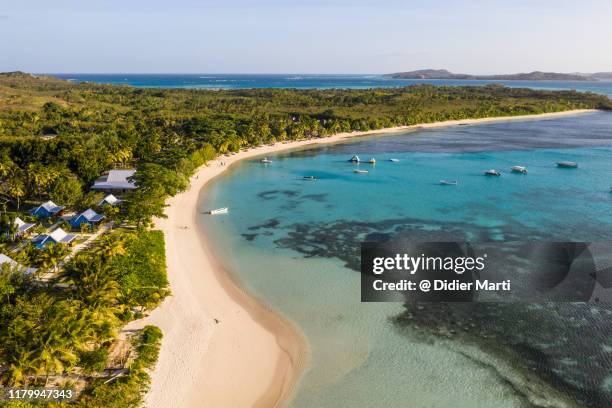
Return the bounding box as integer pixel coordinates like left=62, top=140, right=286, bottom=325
left=1, top=0, right=612, bottom=74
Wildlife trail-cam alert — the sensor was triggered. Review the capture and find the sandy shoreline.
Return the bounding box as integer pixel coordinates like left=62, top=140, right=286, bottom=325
left=128, top=108, right=596, bottom=408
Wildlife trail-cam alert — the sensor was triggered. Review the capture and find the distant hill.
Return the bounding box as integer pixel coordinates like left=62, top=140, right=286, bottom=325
left=592, top=72, right=612, bottom=80
left=386, top=69, right=595, bottom=81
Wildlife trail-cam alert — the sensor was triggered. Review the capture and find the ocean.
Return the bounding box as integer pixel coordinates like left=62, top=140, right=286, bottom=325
left=50, top=73, right=612, bottom=96
left=200, top=111, right=612, bottom=407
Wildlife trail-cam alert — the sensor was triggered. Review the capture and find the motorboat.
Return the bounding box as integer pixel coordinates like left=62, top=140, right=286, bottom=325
left=485, top=169, right=502, bottom=176
left=208, top=207, right=229, bottom=215
left=367, top=158, right=376, bottom=164
left=557, top=161, right=578, bottom=168
left=260, top=158, right=272, bottom=163
left=349, top=155, right=360, bottom=163
left=389, top=159, right=400, bottom=162
left=511, top=166, right=528, bottom=174
left=353, top=169, right=369, bottom=174
left=302, top=176, right=318, bottom=181
left=439, top=180, right=458, bottom=185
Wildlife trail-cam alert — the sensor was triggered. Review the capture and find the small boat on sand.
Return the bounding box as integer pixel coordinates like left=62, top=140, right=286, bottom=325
left=353, top=169, right=369, bottom=174
left=349, top=155, right=360, bottom=163
left=260, top=158, right=272, bottom=163
left=389, top=159, right=400, bottom=162
left=511, top=166, right=528, bottom=174
left=485, top=169, right=502, bottom=176
left=208, top=207, right=229, bottom=215
left=440, top=180, right=458, bottom=186
left=557, top=161, right=578, bottom=168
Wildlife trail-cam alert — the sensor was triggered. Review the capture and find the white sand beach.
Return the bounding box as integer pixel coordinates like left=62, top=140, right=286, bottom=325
left=127, top=109, right=595, bottom=408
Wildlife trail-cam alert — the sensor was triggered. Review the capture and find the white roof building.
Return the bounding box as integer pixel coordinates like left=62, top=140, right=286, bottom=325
left=92, top=169, right=137, bottom=191
left=98, top=194, right=121, bottom=207
left=0, top=253, right=36, bottom=275
left=14, top=217, right=35, bottom=235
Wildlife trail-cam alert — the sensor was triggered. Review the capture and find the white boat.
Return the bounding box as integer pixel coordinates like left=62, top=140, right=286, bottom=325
left=485, top=169, right=501, bottom=176
left=208, top=207, right=229, bottom=215
left=511, top=166, right=528, bottom=174
left=302, top=176, right=318, bottom=181
left=353, top=169, right=369, bottom=174
left=367, top=158, right=376, bottom=164
left=349, top=155, right=360, bottom=163
left=389, top=159, right=400, bottom=162
left=439, top=180, right=458, bottom=185
left=260, top=158, right=272, bottom=163
left=557, top=161, right=578, bottom=168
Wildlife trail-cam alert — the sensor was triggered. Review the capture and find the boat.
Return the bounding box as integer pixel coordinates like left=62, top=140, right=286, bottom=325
left=260, top=158, right=272, bottom=163
left=557, top=161, right=578, bottom=168
left=208, top=207, right=229, bottom=215
left=439, top=180, right=458, bottom=185
left=302, top=176, right=318, bottom=181
left=484, top=169, right=502, bottom=176
left=353, top=169, right=369, bottom=174
left=367, top=158, right=376, bottom=164
left=349, top=155, right=360, bottom=163
left=511, top=166, right=528, bottom=174
left=389, top=159, right=400, bottom=162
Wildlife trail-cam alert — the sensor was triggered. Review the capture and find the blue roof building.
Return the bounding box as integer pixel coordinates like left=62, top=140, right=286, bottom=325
left=30, top=200, right=65, bottom=218
left=33, top=227, right=76, bottom=249
left=70, top=208, right=105, bottom=229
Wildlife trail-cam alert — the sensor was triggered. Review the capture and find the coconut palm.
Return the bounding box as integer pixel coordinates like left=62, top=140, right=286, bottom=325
left=94, top=234, right=127, bottom=260
left=6, top=349, right=37, bottom=386
left=37, top=244, right=68, bottom=274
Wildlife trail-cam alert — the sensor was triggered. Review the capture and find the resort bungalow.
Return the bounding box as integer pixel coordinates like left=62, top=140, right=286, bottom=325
left=98, top=194, right=121, bottom=207
left=0, top=253, right=36, bottom=275
left=91, top=169, right=137, bottom=194
left=30, top=200, right=65, bottom=218
left=70, top=208, right=105, bottom=229
left=14, top=217, right=35, bottom=236
left=33, top=227, right=76, bottom=249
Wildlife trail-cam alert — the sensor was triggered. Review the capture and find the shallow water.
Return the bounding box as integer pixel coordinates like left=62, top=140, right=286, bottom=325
left=200, top=111, right=612, bottom=407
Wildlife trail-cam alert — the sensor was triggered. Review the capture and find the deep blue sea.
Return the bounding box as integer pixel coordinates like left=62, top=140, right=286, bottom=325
left=50, top=73, right=612, bottom=96
left=201, top=111, right=612, bottom=407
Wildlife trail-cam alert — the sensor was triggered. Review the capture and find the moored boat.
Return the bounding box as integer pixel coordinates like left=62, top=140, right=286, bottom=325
left=367, top=158, right=376, bottom=164
left=353, top=169, right=369, bottom=174
left=349, top=155, right=360, bottom=163
left=302, top=176, right=318, bottom=181
left=260, top=157, right=272, bottom=163
left=389, top=158, right=400, bottom=162
left=557, top=161, right=578, bottom=168
left=485, top=169, right=501, bottom=176
left=511, top=166, right=528, bottom=174
left=208, top=207, right=229, bottom=215
left=439, top=180, right=458, bottom=185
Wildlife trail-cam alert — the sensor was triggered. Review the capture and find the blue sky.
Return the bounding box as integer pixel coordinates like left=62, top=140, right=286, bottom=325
left=1, top=0, right=611, bottom=74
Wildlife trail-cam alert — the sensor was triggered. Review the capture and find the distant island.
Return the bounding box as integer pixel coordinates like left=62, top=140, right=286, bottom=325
left=385, top=69, right=607, bottom=81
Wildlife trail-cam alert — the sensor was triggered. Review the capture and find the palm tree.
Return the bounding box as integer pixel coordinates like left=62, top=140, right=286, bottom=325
left=6, top=349, right=37, bottom=386
left=37, top=244, right=68, bottom=274
left=7, top=176, right=26, bottom=209
left=94, top=234, right=127, bottom=260
left=34, top=331, right=78, bottom=386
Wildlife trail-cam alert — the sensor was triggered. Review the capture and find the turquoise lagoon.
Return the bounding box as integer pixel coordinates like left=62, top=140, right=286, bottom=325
left=201, top=112, right=612, bottom=407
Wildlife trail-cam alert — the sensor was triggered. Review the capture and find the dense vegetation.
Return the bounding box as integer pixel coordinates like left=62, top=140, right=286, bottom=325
left=0, top=72, right=610, bottom=405
left=0, top=230, right=167, bottom=406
